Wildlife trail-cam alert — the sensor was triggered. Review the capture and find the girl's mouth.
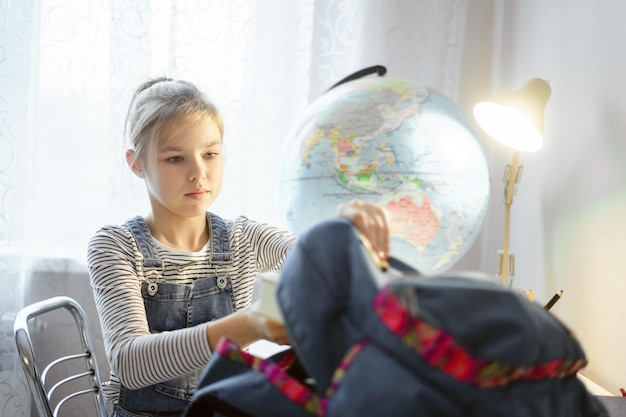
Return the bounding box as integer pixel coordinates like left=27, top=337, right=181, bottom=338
left=185, top=191, right=209, bottom=200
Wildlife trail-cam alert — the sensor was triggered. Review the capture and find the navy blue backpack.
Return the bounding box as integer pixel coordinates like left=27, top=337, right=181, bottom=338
left=184, top=218, right=608, bottom=417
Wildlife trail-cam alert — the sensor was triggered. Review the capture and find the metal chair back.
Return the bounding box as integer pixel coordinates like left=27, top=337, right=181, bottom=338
left=14, top=296, right=108, bottom=417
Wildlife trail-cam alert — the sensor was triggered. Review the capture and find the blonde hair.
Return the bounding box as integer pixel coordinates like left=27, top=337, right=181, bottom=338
left=125, top=77, right=224, bottom=166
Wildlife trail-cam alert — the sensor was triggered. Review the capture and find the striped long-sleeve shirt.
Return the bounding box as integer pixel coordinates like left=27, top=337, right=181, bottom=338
left=86, top=215, right=296, bottom=404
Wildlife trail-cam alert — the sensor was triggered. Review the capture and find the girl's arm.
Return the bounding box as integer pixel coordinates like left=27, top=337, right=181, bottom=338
left=205, top=309, right=290, bottom=349
left=87, top=226, right=212, bottom=389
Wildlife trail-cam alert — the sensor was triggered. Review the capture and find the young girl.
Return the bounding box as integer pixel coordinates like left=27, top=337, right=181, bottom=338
left=87, top=77, right=390, bottom=417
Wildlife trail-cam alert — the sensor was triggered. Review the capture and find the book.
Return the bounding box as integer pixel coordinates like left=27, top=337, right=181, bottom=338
left=251, top=271, right=284, bottom=324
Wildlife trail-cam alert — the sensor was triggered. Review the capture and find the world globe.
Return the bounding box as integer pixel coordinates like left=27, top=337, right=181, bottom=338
left=278, top=75, right=491, bottom=274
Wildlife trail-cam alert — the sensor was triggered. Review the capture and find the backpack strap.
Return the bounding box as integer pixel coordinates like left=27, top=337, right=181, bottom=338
left=186, top=338, right=322, bottom=417
left=373, top=283, right=587, bottom=387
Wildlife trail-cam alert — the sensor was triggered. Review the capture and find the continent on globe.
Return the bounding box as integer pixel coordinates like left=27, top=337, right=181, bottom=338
left=279, top=76, right=490, bottom=274
left=386, top=195, right=440, bottom=255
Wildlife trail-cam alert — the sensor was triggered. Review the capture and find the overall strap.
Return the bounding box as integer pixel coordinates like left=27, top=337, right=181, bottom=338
left=125, top=213, right=231, bottom=267
left=207, top=212, right=232, bottom=264
left=125, top=215, right=162, bottom=268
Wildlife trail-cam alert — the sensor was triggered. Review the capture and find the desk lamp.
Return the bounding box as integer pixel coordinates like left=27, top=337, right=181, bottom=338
left=473, top=78, right=551, bottom=286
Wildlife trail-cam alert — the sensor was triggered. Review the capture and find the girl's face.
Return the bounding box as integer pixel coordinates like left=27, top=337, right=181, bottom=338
left=140, top=116, right=224, bottom=221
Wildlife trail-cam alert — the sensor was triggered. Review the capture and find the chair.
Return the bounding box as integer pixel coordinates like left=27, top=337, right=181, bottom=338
left=14, top=296, right=108, bottom=417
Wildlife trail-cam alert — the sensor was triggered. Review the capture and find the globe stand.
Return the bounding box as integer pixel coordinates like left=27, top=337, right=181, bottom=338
left=497, top=150, right=523, bottom=287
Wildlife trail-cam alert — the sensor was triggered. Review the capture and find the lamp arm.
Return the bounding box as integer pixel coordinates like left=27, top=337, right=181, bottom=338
left=499, top=150, right=522, bottom=286
left=504, top=151, right=521, bottom=206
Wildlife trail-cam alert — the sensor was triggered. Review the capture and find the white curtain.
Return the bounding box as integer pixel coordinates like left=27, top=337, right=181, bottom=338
left=0, top=0, right=471, bottom=263
left=0, top=0, right=469, bottom=413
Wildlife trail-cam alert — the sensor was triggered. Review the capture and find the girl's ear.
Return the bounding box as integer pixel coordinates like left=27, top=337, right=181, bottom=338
left=126, top=149, right=145, bottom=178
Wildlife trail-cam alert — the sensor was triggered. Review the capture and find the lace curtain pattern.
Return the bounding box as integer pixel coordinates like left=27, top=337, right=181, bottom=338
left=0, top=1, right=468, bottom=415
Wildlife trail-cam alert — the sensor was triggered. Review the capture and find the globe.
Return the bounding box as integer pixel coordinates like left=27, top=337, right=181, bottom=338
left=279, top=76, right=490, bottom=274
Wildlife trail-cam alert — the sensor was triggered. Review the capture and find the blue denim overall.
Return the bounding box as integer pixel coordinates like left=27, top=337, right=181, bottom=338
left=115, top=212, right=235, bottom=417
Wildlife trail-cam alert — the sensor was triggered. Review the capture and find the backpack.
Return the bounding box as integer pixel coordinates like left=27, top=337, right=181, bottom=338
left=184, top=218, right=608, bottom=417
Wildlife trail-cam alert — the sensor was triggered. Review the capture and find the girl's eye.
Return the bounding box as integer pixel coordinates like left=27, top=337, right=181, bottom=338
left=204, top=152, right=218, bottom=158
left=167, top=156, right=183, bottom=163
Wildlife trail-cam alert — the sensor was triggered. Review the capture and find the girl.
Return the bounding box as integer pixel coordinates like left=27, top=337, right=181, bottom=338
left=87, top=77, right=390, bottom=417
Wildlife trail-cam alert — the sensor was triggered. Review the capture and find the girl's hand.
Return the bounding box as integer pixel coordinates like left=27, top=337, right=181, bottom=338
left=261, top=317, right=290, bottom=345
left=246, top=311, right=290, bottom=345
left=336, top=199, right=390, bottom=263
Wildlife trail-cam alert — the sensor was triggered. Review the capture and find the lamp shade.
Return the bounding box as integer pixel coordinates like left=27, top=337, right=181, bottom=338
left=473, top=78, right=551, bottom=152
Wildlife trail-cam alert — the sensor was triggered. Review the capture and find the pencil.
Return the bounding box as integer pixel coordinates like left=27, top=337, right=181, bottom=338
left=544, top=290, right=563, bottom=311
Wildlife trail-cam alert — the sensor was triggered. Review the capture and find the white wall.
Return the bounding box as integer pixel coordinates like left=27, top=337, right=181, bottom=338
left=459, top=0, right=626, bottom=395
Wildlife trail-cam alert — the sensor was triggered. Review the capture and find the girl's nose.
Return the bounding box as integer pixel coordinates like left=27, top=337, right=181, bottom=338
left=188, top=158, right=206, bottom=182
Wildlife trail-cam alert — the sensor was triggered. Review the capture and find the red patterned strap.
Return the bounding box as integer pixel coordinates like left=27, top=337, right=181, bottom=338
left=325, top=340, right=369, bottom=400
left=373, top=286, right=587, bottom=388
left=216, top=338, right=323, bottom=416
